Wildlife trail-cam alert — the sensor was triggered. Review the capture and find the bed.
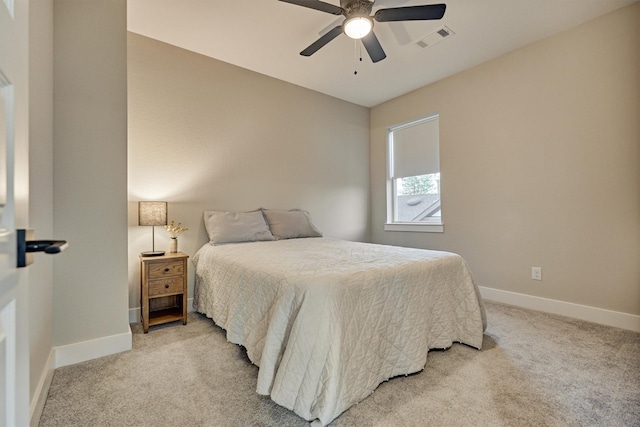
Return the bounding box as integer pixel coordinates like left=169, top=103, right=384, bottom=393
left=193, top=209, right=486, bottom=425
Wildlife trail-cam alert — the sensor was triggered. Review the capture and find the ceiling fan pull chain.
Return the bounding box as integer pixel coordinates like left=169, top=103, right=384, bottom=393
left=354, top=39, right=359, bottom=75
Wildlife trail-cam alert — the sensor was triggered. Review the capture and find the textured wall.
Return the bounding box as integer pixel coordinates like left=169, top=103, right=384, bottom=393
left=29, top=0, right=54, bottom=405
left=53, top=0, right=130, bottom=344
left=370, top=4, right=640, bottom=315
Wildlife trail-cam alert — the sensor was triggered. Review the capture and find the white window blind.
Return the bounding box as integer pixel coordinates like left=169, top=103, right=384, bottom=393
left=391, top=115, right=439, bottom=179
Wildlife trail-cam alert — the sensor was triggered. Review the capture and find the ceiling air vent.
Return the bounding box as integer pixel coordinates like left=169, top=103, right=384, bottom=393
left=416, top=26, right=454, bottom=49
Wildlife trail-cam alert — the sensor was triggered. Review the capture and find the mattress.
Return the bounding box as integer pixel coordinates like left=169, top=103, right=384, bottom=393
left=193, top=237, right=486, bottom=425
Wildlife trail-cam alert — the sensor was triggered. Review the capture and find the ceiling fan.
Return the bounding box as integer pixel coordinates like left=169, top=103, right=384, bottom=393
left=279, top=0, right=446, bottom=63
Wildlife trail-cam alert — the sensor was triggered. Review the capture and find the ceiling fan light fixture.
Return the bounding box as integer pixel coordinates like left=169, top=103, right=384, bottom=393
left=343, top=16, right=373, bottom=39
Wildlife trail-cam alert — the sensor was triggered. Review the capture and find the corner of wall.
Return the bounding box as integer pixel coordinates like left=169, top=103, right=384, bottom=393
left=54, top=326, right=132, bottom=369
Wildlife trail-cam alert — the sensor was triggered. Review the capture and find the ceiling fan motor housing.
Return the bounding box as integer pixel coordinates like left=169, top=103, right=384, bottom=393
left=341, top=0, right=374, bottom=17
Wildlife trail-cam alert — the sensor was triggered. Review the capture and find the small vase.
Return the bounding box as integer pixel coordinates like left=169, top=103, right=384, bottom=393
left=169, top=237, right=178, bottom=253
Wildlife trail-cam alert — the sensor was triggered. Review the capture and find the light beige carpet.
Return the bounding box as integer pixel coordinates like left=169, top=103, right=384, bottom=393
left=39, top=301, right=640, bottom=426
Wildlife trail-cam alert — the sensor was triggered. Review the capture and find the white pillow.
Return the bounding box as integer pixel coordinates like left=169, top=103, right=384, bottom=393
left=262, top=209, right=322, bottom=240
left=203, top=210, right=274, bottom=244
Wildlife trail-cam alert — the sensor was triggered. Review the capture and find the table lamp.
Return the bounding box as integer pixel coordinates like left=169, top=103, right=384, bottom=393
left=138, top=201, right=167, bottom=257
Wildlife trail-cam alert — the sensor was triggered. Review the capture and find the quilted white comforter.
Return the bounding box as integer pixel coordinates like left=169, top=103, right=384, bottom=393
left=193, top=238, right=486, bottom=425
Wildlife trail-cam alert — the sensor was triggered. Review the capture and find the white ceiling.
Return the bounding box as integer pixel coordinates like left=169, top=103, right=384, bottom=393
left=128, top=0, right=636, bottom=107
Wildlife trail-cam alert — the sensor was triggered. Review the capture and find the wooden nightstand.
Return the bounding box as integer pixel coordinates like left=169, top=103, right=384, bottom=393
left=140, top=252, right=189, bottom=333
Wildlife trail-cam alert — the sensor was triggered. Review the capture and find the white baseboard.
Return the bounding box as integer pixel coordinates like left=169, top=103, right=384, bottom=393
left=54, top=325, right=132, bottom=369
left=129, top=297, right=194, bottom=324
left=30, top=349, right=55, bottom=427
left=479, top=286, right=640, bottom=333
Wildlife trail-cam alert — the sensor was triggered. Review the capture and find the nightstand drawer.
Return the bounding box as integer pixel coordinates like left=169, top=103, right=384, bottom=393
left=148, top=260, right=184, bottom=279
left=148, top=277, right=183, bottom=296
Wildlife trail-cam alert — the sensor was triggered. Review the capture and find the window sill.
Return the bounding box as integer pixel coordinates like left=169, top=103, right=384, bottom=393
left=384, top=223, right=444, bottom=233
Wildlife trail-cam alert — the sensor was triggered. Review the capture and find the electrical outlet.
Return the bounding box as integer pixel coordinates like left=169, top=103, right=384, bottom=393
left=532, top=267, right=542, bottom=281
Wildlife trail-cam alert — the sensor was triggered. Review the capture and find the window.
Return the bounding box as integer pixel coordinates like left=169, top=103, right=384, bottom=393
left=385, top=114, right=443, bottom=232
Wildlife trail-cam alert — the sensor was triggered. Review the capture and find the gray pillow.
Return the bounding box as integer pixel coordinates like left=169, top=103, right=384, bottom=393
left=262, top=209, right=322, bottom=240
left=203, top=210, right=275, bottom=244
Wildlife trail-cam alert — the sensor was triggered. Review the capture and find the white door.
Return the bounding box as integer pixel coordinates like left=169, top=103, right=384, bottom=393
left=0, top=0, right=31, bottom=425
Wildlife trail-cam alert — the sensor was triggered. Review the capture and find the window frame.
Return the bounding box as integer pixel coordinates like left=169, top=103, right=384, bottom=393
left=385, top=114, right=444, bottom=233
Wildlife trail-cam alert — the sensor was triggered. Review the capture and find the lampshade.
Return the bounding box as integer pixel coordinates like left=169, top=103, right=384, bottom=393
left=343, top=16, right=373, bottom=39
left=138, top=201, right=167, bottom=226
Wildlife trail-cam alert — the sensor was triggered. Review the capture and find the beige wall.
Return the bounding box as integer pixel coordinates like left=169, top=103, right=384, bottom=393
left=370, top=4, right=640, bottom=316
left=29, top=0, right=54, bottom=406
left=53, top=0, right=130, bottom=345
left=127, top=33, right=370, bottom=311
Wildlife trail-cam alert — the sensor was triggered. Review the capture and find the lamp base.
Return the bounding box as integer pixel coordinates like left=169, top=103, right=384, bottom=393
left=140, top=250, right=165, bottom=257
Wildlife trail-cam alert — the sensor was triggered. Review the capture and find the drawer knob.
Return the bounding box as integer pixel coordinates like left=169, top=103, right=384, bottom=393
left=164, top=268, right=170, bottom=272
left=164, top=284, right=170, bottom=289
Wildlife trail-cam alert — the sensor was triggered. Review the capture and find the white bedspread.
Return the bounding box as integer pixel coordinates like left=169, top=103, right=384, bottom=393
left=193, top=238, right=486, bottom=425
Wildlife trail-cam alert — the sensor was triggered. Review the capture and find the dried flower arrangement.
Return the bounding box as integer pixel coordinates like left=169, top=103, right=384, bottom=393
left=164, top=220, right=188, bottom=238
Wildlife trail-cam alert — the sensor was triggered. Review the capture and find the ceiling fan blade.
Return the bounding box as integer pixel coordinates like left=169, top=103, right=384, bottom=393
left=374, top=4, right=446, bottom=22
left=361, top=31, right=386, bottom=63
left=279, top=0, right=344, bottom=15
left=300, top=26, right=343, bottom=56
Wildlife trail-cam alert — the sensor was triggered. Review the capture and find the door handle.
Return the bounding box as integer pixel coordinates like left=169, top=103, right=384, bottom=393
left=17, top=229, right=69, bottom=267
left=25, top=240, right=68, bottom=254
